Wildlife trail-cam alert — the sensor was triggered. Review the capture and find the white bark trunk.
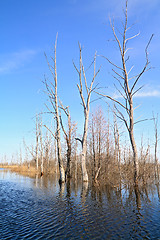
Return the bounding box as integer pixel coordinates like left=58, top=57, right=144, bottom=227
left=81, top=151, right=88, bottom=182
left=129, top=101, right=139, bottom=183
left=56, top=119, right=65, bottom=183
left=54, top=39, right=65, bottom=183
left=81, top=111, right=89, bottom=182
left=59, top=165, right=65, bottom=182
left=74, top=45, right=98, bottom=182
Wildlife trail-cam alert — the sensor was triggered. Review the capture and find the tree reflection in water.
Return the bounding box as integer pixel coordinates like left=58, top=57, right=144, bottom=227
left=1, top=170, right=159, bottom=239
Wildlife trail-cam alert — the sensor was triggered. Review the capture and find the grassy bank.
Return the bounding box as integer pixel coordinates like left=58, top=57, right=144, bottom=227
left=0, top=164, right=58, bottom=178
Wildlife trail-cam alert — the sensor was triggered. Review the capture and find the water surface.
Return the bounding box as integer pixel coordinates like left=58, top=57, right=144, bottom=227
left=0, top=170, right=160, bottom=239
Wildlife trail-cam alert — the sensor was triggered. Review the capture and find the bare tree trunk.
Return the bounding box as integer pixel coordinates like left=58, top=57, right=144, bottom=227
left=74, top=136, right=78, bottom=181
left=81, top=112, right=89, bottom=182
left=41, top=155, right=44, bottom=176
left=129, top=103, right=139, bottom=183
left=44, top=36, right=65, bottom=183
left=59, top=102, right=76, bottom=181
left=40, top=119, right=44, bottom=176
left=45, top=131, right=51, bottom=174
left=74, top=44, right=100, bottom=182
left=55, top=63, right=65, bottom=182
left=65, top=144, right=71, bottom=179
left=36, top=115, right=40, bottom=172
left=54, top=136, right=57, bottom=175
left=129, top=129, right=139, bottom=183
left=153, top=113, right=159, bottom=182
left=56, top=117, right=65, bottom=182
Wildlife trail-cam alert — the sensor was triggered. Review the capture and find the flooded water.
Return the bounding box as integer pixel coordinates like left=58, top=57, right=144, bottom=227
left=0, top=169, right=160, bottom=239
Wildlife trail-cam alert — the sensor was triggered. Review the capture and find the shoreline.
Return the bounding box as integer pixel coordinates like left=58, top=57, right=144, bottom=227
left=0, top=164, right=57, bottom=178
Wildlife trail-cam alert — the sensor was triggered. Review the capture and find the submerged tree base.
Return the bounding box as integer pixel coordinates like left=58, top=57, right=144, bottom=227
left=1, top=159, right=159, bottom=188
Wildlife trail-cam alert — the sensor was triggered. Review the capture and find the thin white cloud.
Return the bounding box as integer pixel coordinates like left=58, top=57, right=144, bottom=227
left=134, top=90, right=160, bottom=98
left=0, top=50, right=36, bottom=74
left=113, top=89, right=160, bottom=99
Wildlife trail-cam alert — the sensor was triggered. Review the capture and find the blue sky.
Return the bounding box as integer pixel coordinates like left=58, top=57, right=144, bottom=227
left=0, top=0, right=160, bottom=160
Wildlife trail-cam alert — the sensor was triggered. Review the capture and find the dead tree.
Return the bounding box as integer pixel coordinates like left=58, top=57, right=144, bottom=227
left=44, top=36, right=65, bottom=183
left=74, top=44, right=100, bottom=182
left=59, top=101, right=77, bottom=180
left=97, top=0, right=153, bottom=184
left=39, top=117, right=44, bottom=176
left=35, top=114, right=41, bottom=171
left=153, top=113, right=159, bottom=181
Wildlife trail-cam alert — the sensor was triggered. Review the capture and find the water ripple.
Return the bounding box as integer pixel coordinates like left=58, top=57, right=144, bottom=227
left=1, top=172, right=160, bottom=239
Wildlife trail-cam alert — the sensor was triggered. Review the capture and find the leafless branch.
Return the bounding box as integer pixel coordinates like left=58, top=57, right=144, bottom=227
left=44, top=125, right=56, bottom=139
left=131, top=34, right=154, bottom=93
left=95, top=91, right=128, bottom=110
left=134, top=118, right=152, bottom=125
left=132, top=85, right=145, bottom=97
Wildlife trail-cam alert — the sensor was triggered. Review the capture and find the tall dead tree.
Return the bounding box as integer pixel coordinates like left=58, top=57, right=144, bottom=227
left=74, top=44, right=100, bottom=182
left=98, top=0, right=153, bottom=184
left=44, top=36, right=65, bottom=183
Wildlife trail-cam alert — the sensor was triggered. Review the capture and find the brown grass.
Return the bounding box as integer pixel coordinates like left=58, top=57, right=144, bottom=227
left=0, top=164, right=58, bottom=178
